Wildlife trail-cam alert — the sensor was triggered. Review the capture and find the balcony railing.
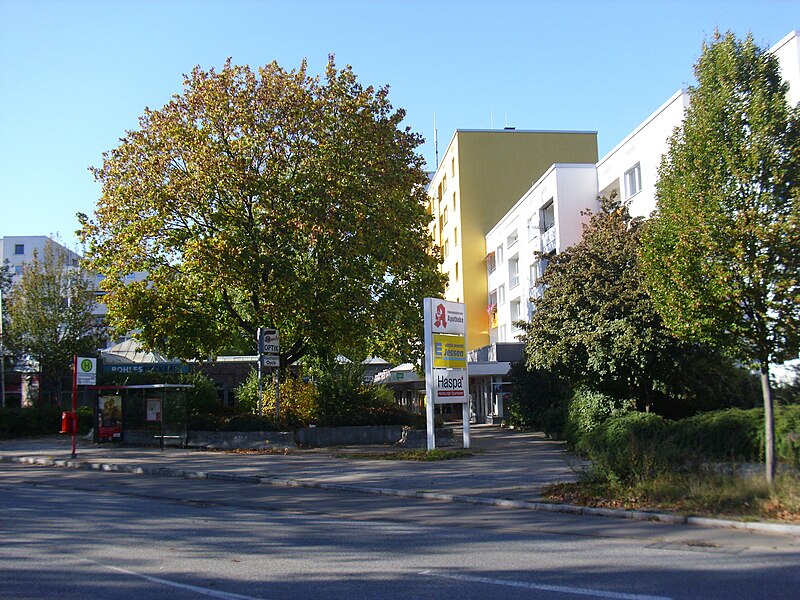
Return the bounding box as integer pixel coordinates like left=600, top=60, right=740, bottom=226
left=541, top=226, right=557, bottom=254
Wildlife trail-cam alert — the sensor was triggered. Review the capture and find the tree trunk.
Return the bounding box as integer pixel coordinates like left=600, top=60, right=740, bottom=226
left=760, top=363, right=776, bottom=486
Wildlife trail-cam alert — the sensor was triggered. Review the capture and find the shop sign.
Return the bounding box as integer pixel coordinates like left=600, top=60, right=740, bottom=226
left=432, top=334, right=467, bottom=368
left=433, top=368, right=468, bottom=404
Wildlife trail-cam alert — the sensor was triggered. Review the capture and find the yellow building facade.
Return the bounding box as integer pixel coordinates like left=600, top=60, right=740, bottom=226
left=427, top=129, right=598, bottom=350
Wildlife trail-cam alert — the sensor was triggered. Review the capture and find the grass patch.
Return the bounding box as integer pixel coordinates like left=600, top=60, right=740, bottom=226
left=541, top=471, right=800, bottom=522
left=335, top=448, right=476, bottom=461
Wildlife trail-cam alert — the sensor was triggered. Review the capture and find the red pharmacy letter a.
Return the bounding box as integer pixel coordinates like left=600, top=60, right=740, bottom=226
left=434, top=303, right=447, bottom=328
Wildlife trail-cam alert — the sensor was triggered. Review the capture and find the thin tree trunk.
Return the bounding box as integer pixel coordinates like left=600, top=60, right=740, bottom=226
left=760, top=362, right=775, bottom=486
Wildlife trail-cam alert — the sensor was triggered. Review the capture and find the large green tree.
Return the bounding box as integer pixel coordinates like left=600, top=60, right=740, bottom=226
left=80, top=58, right=445, bottom=365
left=4, top=242, right=106, bottom=404
left=640, top=32, right=800, bottom=484
left=522, top=195, right=754, bottom=416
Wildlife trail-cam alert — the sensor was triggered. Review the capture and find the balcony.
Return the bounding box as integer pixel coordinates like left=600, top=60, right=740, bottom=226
left=541, top=225, right=556, bottom=254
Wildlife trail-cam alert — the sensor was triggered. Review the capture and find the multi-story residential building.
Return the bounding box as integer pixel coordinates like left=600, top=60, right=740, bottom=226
left=598, top=30, right=800, bottom=220
left=426, top=129, right=598, bottom=351
left=0, top=236, right=81, bottom=283
left=485, top=163, right=599, bottom=343
left=596, top=89, right=689, bottom=219
left=774, top=30, right=800, bottom=107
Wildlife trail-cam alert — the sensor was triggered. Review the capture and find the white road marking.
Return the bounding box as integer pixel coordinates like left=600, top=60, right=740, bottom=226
left=419, top=570, right=672, bottom=600
left=88, top=560, right=268, bottom=600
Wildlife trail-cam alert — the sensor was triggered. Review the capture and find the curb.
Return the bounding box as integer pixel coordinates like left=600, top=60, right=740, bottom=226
left=4, top=454, right=799, bottom=537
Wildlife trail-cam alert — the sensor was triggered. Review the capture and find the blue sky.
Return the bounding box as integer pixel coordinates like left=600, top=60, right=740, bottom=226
left=1, top=0, right=797, bottom=250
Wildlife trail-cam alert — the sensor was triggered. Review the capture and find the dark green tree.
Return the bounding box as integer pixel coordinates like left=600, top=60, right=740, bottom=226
left=521, top=195, right=754, bottom=416
left=80, top=57, right=445, bottom=366
left=4, top=242, right=106, bottom=404
left=640, top=31, right=800, bottom=484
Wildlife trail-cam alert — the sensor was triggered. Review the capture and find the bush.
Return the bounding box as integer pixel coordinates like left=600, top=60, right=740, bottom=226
left=668, top=408, right=762, bottom=465
left=236, top=370, right=319, bottom=428
left=221, top=414, right=278, bottom=432
left=314, top=361, right=407, bottom=427
left=0, top=406, right=63, bottom=438
left=506, top=361, right=570, bottom=429
left=579, top=405, right=800, bottom=485
left=584, top=411, right=672, bottom=483
left=564, top=387, right=633, bottom=451
left=775, top=405, right=800, bottom=468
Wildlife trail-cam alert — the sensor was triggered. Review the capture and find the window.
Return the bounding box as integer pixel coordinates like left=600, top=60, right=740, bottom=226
left=527, top=216, right=538, bottom=240
left=496, top=244, right=504, bottom=266
left=498, top=284, right=506, bottom=305
left=442, top=206, right=449, bottom=225
left=507, top=229, right=518, bottom=248
left=510, top=299, right=521, bottom=329
left=509, top=256, right=519, bottom=288
left=541, top=201, right=555, bottom=231
left=486, top=251, right=496, bottom=274
left=455, top=262, right=459, bottom=281
left=443, top=239, right=449, bottom=259
left=14, top=244, right=24, bottom=255
left=14, top=266, right=23, bottom=276
left=451, top=157, right=456, bottom=177
left=453, top=192, right=457, bottom=211
left=454, top=227, right=458, bottom=246
left=489, top=289, right=498, bottom=307
left=499, top=325, right=507, bottom=342
left=625, top=163, right=642, bottom=198
left=442, top=174, right=447, bottom=192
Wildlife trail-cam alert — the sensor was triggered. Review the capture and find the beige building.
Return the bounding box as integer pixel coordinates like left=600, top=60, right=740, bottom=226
left=427, top=129, right=598, bottom=350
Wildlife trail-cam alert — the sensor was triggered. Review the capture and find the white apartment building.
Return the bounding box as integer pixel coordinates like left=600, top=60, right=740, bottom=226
left=598, top=30, right=800, bottom=220
left=0, top=236, right=81, bottom=283
left=597, top=89, right=690, bottom=219
left=484, top=164, right=599, bottom=343
left=468, top=30, right=800, bottom=422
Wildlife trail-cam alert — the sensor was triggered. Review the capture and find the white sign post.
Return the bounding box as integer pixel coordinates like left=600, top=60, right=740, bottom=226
left=424, top=298, right=470, bottom=451
left=258, top=328, right=281, bottom=420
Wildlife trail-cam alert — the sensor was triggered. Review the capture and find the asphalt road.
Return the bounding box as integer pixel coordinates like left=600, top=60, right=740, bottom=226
left=2, top=464, right=798, bottom=600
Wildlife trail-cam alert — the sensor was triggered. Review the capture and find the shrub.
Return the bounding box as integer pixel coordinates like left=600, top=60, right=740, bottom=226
left=506, top=361, right=570, bottom=429
left=564, top=387, right=633, bottom=451
left=773, top=405, right=800, bottom=468
left=236, top=370, right=319, bottom=428
left=221, top=413, right=278, bottom=432
left=313, top=361, right=408, bottom=427
left=584, top=411, right=672, bottom=483
left=182, top=371, right=224, bottom=418
left=668, top=408, right=762, bottom=466
left=0, top=406, right=63, bottom=438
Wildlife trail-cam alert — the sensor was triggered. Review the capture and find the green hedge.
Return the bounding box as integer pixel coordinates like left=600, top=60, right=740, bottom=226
left=0, top=406, right=92, bottom=439
left=581, top=406, right=800, bottom=483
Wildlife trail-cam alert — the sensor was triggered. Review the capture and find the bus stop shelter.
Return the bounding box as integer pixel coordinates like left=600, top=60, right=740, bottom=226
left=89, top=383, right=193, bottom=448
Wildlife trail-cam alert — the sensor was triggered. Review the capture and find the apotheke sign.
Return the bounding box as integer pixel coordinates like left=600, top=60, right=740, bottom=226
left=430, top=299, right=466, bottom=335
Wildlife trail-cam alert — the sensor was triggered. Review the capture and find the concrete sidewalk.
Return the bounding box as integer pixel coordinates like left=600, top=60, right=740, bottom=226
left=2, top=425, right=798, bottom=537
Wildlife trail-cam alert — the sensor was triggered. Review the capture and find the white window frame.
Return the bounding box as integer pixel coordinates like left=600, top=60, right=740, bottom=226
left=507, top=229, right=518, bottom=248
left=508, top=255, right=519, bottom=289
left=625, top=163, right=642, bottom=198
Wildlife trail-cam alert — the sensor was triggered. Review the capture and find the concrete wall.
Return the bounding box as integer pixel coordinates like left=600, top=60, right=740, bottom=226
left=294, top=425, right=404, bottom=447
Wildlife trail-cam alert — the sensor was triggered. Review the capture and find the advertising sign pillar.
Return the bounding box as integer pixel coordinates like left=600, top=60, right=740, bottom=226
left=423, top=298, right=470, bottom=451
